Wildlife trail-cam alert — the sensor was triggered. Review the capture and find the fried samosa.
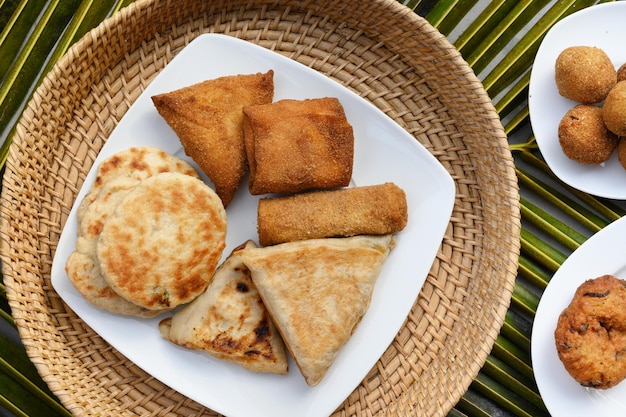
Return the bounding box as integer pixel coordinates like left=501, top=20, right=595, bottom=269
left=237, top=234, right=395, bottom=386
left=152, top=70, right=274, bottom=207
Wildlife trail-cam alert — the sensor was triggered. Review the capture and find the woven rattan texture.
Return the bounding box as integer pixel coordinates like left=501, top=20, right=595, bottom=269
left=0, top=0, right=520, bottom=415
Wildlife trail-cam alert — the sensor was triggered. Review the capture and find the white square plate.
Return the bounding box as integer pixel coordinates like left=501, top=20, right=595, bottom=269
left=51, top=34, right=455, bottom=417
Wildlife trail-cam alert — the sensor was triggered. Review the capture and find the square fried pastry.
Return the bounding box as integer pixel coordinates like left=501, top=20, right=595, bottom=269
left=152, top=70, right=274, bottom=207
left=243, top=97, right=354, bottom=195
left=159, top=241, right=288, bottom=374
left=237, top=234, right=395, bottom=386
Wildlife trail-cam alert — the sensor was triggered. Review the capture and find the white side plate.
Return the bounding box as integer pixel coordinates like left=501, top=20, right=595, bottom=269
left=528, top=2, right=626, bottom=199
left=51, top=34, right=455, bottom=417
left=532, top=216, right=626, bottom=417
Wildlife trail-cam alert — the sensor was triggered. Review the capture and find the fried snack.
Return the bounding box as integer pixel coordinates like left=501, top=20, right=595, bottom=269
left=152, top=70, right=274, bottom=207
left=554, top=275, right=626, bottom=389
left=159, top=241, right=288, bottom=374
left=617, top=139, right=626, bottom=170
left=617, top=63, right=626, bottom=83
left=243, top=97, right=354, bottom=195
left=237, top=234, right=395, bottom=386
left=66, top=147, right=200, bottom=317
left=602, top=80, right=626, bottom=137
left=257, top=182, right=407, bottom=246
left=97, top=172, right=227, bottom=310
left=555, top=46, right=616, bottom=104
left=558, top=104, right=618, bottom=164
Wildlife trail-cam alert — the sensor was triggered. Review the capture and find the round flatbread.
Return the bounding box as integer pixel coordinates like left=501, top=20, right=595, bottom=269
left=65, top=251, right=160, bottom=317
left=89, top=145, right=199, bottom=195
left=97, top=172, right=227, bottom=310
left=66, top=146, right=200, bottom=316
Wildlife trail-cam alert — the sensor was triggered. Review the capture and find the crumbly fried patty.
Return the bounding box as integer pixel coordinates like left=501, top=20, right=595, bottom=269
left=602, top=81, right=626, bottom=137
left=554, top=274, right=626, bottom=389
left=617, top=63, right=626, bottom=83
left=558, top=104, right=618, bottom=165
left=97, top=172, right=227, bottom=310
left=555, top=46, right=617, bottom=104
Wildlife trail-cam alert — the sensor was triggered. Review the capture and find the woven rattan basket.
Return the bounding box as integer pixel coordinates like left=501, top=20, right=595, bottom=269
left=0, top=0, right=520, bottom=415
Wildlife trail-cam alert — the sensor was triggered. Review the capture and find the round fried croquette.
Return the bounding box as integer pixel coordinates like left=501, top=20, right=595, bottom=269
left=617, top=63, right=626, bottom=83
left=602, top=80, right=626, bottom=136
left=558, top=104, right=618, bottom=164
left=554, top=275, right=626, bottom=389
left=617, top=139, right=626, bottom=170
left=555, top=46, right=617, bottom=104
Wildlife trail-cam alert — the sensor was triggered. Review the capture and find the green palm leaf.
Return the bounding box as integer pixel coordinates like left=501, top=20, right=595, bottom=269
left=1, top=0, right=622, bottom=416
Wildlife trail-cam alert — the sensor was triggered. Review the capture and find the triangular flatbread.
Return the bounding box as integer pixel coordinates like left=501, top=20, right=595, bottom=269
left=158, top=241, right=288, bottom=374
left=151, top=71, right=274, bottom=207
left=237, top=234, right=395, bottom=386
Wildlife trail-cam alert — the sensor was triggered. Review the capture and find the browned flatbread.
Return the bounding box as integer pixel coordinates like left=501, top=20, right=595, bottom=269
left=152, top=71, right=274, bottom=207
left=66, top=147, right=200, bottom=317
left=159, top=241, right=288, bottom=374
left=257, top=182, right=408, bottom=246
left=85, top=146, right=200, bottom=200
left=237, top=234, right=395, bottom=386
left=243, top=97, right=354, bottom=195
left=97, top=172, right=227, bottom=310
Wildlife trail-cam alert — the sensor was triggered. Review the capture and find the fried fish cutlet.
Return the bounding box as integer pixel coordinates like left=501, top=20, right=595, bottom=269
left=97, top=172, right=227, bottom=310
left=555, top=46, right=617, bottom=104
left=554, top=274, right=626, bottom=389
left=257, top=182, right=408, bottom=246
left=152, top=70, right=274, bottom=207
left=558, top=104, right=618, bottom=165
left=159, top=241, right=288, bottom=374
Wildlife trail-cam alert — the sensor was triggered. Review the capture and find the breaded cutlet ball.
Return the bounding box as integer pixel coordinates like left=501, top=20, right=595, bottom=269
left=555, top=46, right=616, bottom=104
left=558, top=104, right=618, bottom=164
left=602, top=80, right=626, bottom=137
left=617, top=139, right=626, bottom=169
left=554, top=275, right=626, bottom=389
left=617, top=63, right=626, bottom=83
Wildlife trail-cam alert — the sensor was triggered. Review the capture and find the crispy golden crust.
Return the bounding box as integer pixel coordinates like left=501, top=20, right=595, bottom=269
left=152, top=71, right=274, bottom=207
left=617, top=63, right=626, bottom=83
left=158, top=241, right=288, bottom=374
left=602, top=81, right=626, bottom=137
left=558, top=104, right=618, bottom=164
left=554, top=275, right=626, bottom=389
left=257, top=182, right=407, bottom=246
left=97, top=172, right=227, bottom=310
left=555, top=46, right=616, bottom=104
left=617, top=139, right=626, bottom=170
left=243, top=97, right=354, bottom=195
left=237, top=234, right=395, bottom=386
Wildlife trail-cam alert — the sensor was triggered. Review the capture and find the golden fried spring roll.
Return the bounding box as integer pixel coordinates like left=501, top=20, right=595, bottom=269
left=243, top=97, right=354, bottom=195
left=257, top=182, right=408, bottom=246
